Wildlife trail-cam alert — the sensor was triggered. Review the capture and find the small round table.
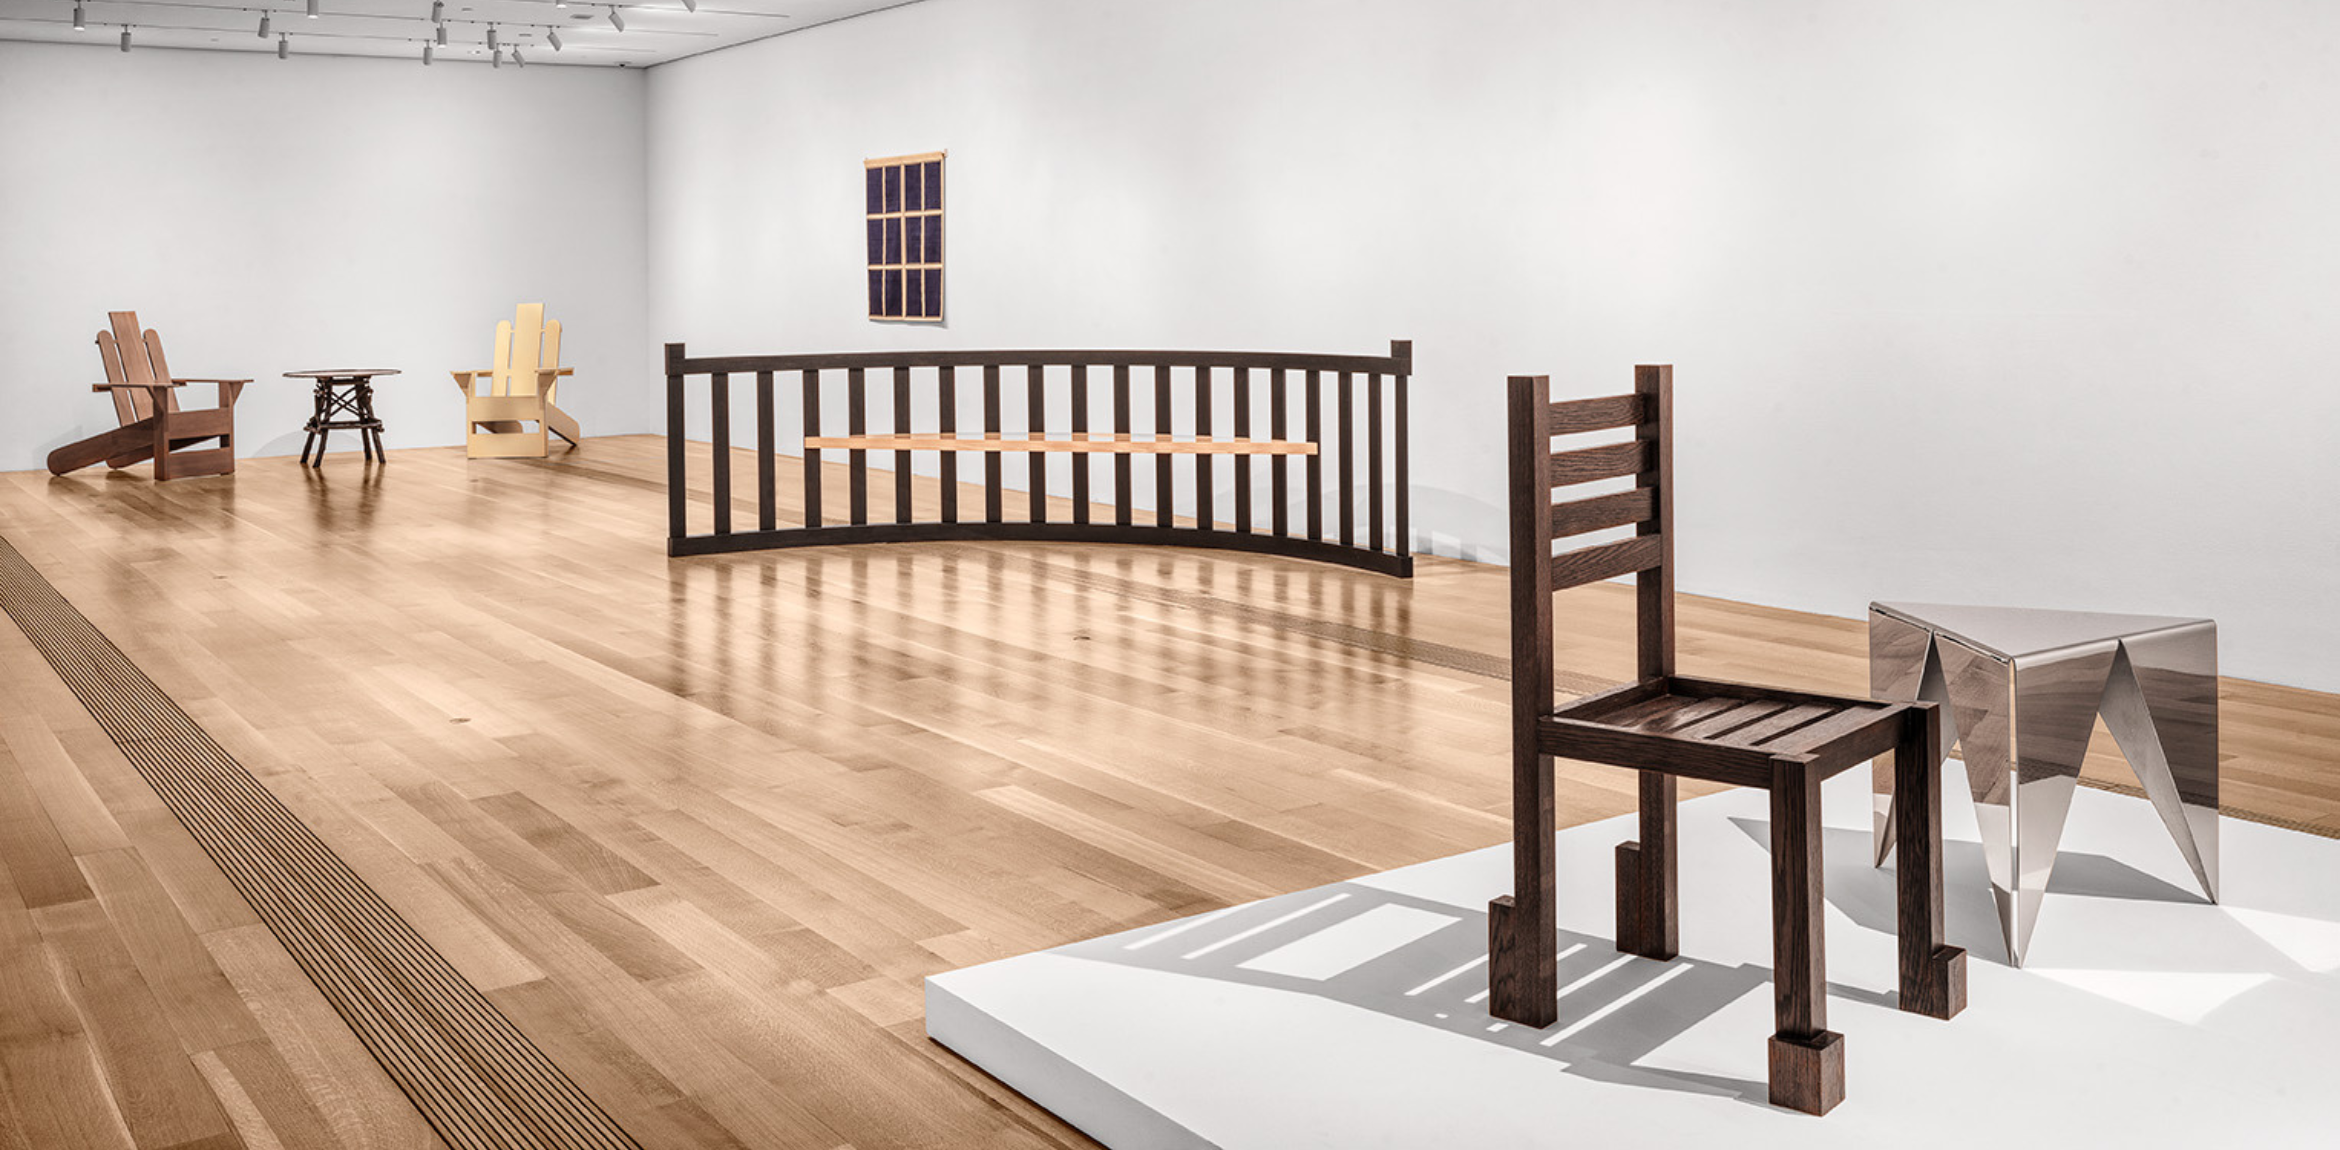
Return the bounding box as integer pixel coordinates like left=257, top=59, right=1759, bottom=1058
left=285, top=369, right=400, bottom=467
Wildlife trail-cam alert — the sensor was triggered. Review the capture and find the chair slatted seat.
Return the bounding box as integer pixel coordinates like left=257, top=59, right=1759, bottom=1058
left=1486, top=366, right=1967, bottom=1116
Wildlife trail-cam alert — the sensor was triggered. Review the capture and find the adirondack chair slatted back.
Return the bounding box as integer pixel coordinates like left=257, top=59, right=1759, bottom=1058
left=96, top=311, right=179, bottom=423
left=492, top=303, right=562, bottom=399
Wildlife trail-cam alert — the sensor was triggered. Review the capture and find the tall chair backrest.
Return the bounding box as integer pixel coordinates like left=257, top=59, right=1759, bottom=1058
left=492, top=303, right=562, bottom=398
left=1507, top=365, right=1674, bottom=728
left=94, top=310, right=180, bottom=423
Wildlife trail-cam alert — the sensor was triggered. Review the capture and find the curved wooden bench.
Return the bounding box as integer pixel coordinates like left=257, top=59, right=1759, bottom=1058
left=663, top=343, right=1412, bottom=576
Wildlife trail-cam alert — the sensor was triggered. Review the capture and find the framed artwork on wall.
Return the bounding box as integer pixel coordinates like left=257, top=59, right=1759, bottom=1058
left=866, top=151, right=944, bottom=322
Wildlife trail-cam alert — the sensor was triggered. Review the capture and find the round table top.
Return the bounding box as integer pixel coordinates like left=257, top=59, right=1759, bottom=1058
left=284, top=369, right=402, bottom=381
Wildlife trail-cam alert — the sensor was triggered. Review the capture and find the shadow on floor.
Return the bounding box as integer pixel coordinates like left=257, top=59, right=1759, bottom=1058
left=1061, top=882, right=1888, bottom=1110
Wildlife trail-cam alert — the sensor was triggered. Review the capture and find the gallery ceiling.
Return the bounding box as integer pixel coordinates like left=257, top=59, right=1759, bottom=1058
left=0, top=0, right=919, bottom=66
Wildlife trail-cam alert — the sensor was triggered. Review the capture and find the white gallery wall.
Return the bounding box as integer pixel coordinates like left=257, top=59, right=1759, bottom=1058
left=0, top=41, right=654, bottom=470
left=646, top=0, right=2340, bottom=692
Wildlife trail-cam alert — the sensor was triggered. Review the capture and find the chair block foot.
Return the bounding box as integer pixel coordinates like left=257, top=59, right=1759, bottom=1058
left=1902, top=944, right=1966, bottom=1021
left=1486, top=895, right=1557, bottom=1027
left=1767, top=1029, right=1845, bottom=1116
left=1613, top=841, right=1677, bottom=961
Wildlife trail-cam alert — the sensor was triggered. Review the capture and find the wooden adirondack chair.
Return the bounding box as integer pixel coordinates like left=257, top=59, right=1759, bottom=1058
left=451, top=303, right=579, bottom=458
left=48, top=312, right=247, bottom=481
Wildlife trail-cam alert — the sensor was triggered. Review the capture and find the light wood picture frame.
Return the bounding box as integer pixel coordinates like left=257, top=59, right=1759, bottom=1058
left=866, top=151, right=945, bottom=322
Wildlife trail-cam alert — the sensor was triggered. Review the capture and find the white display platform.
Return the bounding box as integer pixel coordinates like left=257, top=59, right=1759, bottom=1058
left=929, top=768, right=2340, bottom=1147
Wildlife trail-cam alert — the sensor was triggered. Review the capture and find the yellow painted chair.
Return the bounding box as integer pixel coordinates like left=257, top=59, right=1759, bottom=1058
left=451, top=303, right=579, bottom=458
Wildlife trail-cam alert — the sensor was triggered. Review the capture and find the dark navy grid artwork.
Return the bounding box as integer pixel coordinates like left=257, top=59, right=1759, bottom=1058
left=865, top=152, right=943, bottom=321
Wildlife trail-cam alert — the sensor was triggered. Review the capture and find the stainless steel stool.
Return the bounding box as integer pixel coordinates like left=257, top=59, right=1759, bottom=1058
left=1869, top=602, right=2219, bottom=965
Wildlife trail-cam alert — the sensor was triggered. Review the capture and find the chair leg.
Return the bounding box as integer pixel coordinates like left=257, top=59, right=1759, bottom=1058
left=1895, top=702, right=1967, bottom=1020
left=1768, top=756, right=1844, bottom=1115
left=1616, top=770, right=1678, bottom=960
left=150, top=414, right=173, bottom=481
left=1489, top=749, right=1558, bottom=1026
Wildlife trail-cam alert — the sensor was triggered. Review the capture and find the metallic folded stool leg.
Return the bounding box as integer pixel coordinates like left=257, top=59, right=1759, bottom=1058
left=1869, top=602, right=2220, bottom=966
left=1489, top=369, right=1966, bottom=1117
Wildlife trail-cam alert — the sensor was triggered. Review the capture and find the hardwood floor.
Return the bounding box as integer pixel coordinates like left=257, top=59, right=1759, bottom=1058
left=0, top=433, right=2332, bottom=1148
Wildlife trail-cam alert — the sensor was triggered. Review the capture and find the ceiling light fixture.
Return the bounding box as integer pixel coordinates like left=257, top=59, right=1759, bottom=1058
left=72, top=2, right=84, bottom=31
left=607, top=7, right=624, bottom=31
left=423, top=40, right=432, bottom=65
left=434, top=23, right=445, bottom=44
left=491, top=46, right=501, bottom=68
left=555, top=0, right=566, bottom=7
left=305, top=0, right=316, bottom=17
left=257, top=11, right=269, bottom=36
left=547, top=29, right=561, bottom=50
left=429, top=0, right=441, bottom=22
left=682, top=0, right=696, bottom=11
left=512, top=46, right=525, bottom=67
left=486, top=23, right=496, bottom=50
left=118, top=24, right=129, bottom=50
left=277, top=32, right=288, bottom=57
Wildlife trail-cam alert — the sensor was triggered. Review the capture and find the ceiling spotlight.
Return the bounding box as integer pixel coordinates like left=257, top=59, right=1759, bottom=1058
left=485, top=23, right=496, bottom=50
left=118, top=24, right=129, bottom=51
left=305, top=0, right=316, bottom=17
left=607, top=6, right=623, bottom=31
left=547, top=29, right=561, bottom=50
left=682, top=0, right=695, bottom=11
left=278, top=32, right=288, bottom=57
left=423, top=41, right=432, bottom=65
left=72, top=2, right=84, bottom=31
left=429, top=0, right=441, bottom=22
left=555, top=0, right=566, bottom=7
left=434, top=23, right=445, bottom=44
left=491, top=46, right=501, bottom=68
left=257, top=11, right=269, bottom=36
left=512, top=46, right=525, bottom=67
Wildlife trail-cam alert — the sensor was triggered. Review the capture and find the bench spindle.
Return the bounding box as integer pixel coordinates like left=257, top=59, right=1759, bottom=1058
left=848, top=367, right=868, bottom=525
left=711, top=372, right=731, bottom=536
left=757, top=371, right=776, bottom=532
left=1114, top=364, right=1134, bottom=527
left=1071, top=364, right=1091, bottom=524
left=802, top=369, right=821, bottom=528
left=939, top=366, right=958, bottom=524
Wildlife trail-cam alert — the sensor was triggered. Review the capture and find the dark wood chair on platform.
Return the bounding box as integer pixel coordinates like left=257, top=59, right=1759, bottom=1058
left=1485, top=366, right=1966, bottom=1116
left=48, top=311, right=247, bottom=482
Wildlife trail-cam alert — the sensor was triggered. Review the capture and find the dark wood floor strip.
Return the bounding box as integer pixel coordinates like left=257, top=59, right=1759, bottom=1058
left=0, top=534, right=641, bottom=1150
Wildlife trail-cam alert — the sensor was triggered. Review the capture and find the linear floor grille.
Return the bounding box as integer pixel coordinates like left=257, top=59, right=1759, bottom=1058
left=0, top=535, right=639, bottom=1150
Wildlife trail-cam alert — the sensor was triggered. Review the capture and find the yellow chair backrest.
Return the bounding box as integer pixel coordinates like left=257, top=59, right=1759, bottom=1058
left=490, top=303, right=563, bottom=399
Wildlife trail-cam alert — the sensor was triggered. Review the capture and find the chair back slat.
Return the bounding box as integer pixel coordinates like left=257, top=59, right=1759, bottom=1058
left=1550, top=487, right=1655, bottom=539
left=1550, top=394, right=1643, bottom=435
left=490, top=319, right=516, bottom=397
left=143, top=330, right=181, bottom=414
left=1548, top=439, right=1650, bottom=487
left=1550, top=535, right=1662, bottom=589
left=505, top=304, right=545, bottom=397
left=540, top=319, right=563, bottom=401
left=96, top=328, right=138, bottom=425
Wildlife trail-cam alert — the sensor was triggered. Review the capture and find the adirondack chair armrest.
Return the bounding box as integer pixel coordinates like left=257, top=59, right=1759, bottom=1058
left=169, top=377, right=250, bottom=384
left=92, top=380, right=182, bottom=393
left=536, top=368, right=575, bottom=378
